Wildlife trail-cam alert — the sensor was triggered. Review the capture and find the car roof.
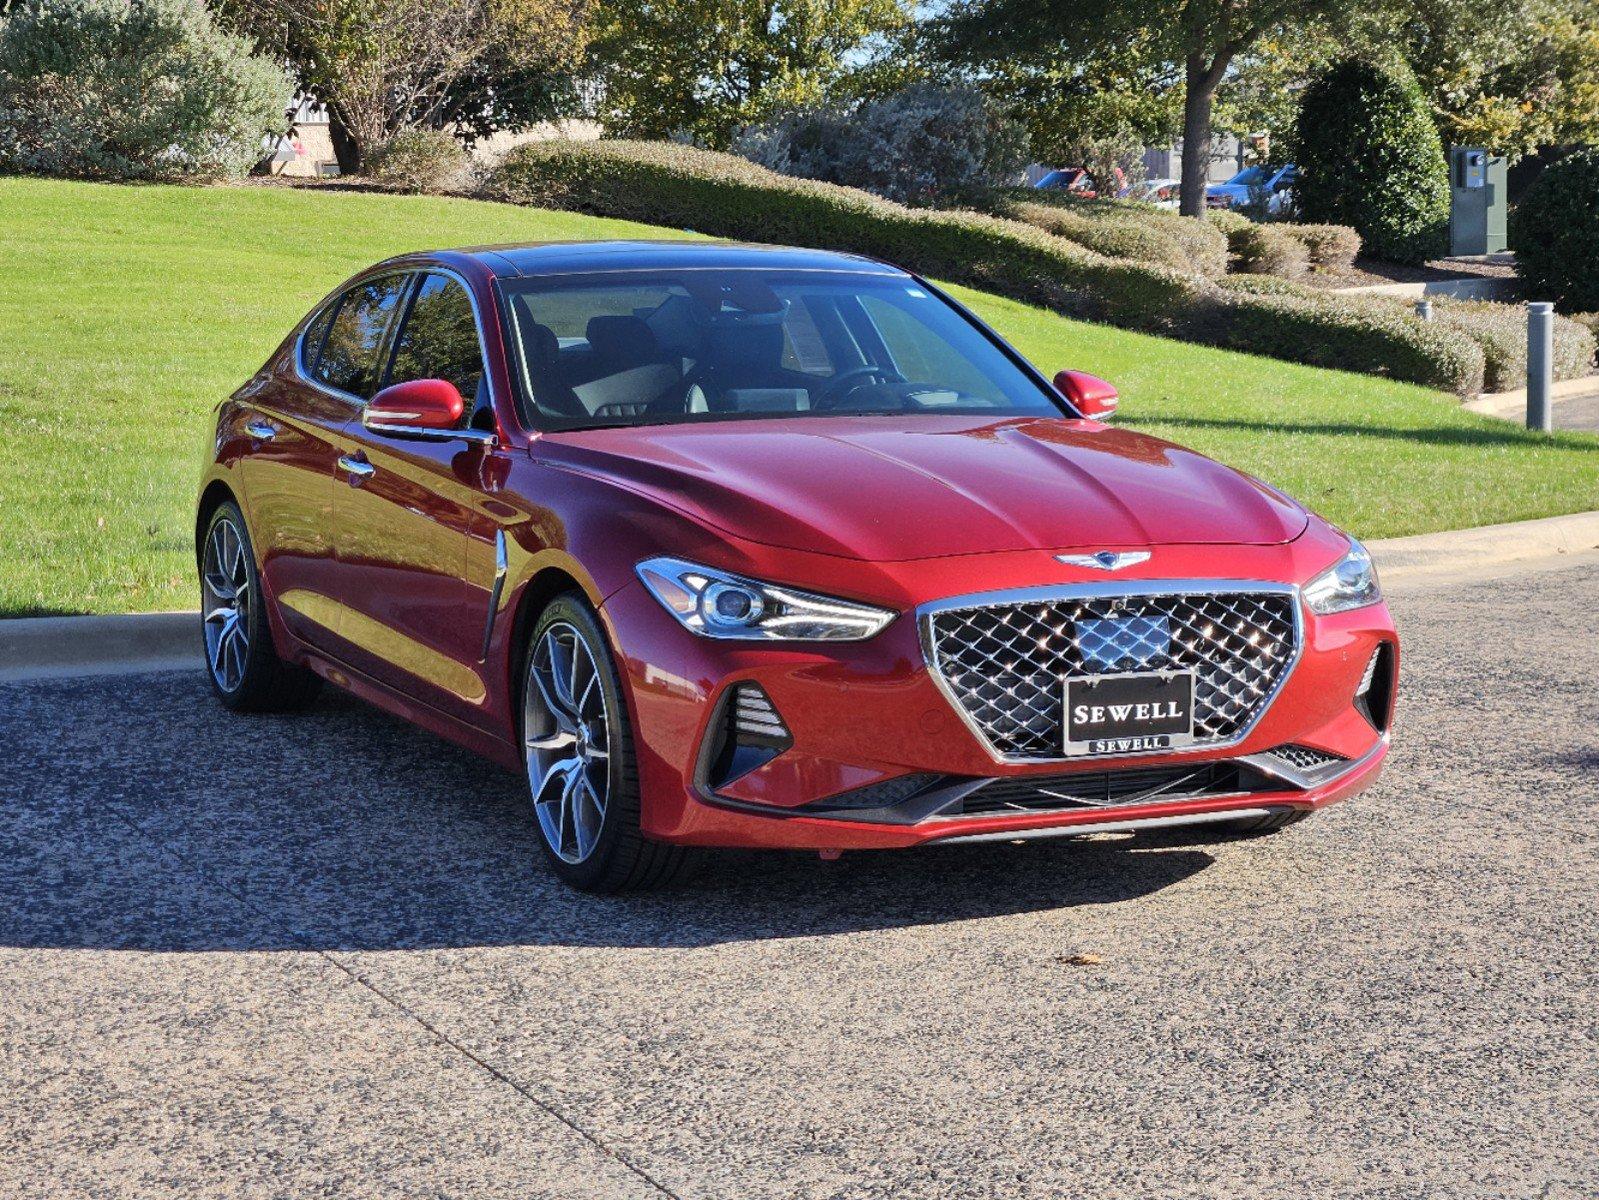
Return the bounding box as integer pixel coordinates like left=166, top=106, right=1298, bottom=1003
left=401, top=240, right=910, bottom=279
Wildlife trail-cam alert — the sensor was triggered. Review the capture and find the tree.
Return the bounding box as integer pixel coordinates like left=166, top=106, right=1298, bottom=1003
left=1293, top=58, right=1449, bottom=262
left=587, top=0, right=913, bottom=148
left=936, top=0, right=1364, bottom=216
left=0, top=0, right=290, bottom=181
left=216, top=0, right=589, bottom=172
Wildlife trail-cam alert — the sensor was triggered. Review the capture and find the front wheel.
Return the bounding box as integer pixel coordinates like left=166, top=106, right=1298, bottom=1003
left=521, top=594, right=698, bottom=892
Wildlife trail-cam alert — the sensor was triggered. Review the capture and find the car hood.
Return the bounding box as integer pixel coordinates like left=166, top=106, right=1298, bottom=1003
left=540, top=415, right=1309, bottom=562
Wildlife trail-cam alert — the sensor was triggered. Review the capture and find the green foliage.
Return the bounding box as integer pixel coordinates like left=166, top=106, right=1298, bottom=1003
left=1512, top=148, right=1599, bottom=313
left=587, top=0, right=912, bottom=148
left=1287, top=223, right=1362, bottom=271
left=1229, top=223, right=1309, bottom=278
left=1000, top=193, right=1228, bottom=277
left=1210, top=277, right=1485, bottom=394
left=0, top=0, right=289, bottom=182
left=484, top=138, right=1496, bottom=392
left=1429, top=297, right=1596, bottom=390
left=215, top=0, right=588, bottom=168
left=732, top=84, right=1029, bottom=207
left=364, top=128, right=471, bottom=193
left=1293, top=58, right=1450, bottom=264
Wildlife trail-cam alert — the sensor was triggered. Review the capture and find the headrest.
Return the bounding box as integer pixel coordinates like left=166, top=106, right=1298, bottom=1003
left=523, top=320, right=560, bottom=364
left=586, top=315, right=658, bottom=366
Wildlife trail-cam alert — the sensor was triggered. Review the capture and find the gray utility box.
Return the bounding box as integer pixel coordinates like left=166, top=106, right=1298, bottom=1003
left=1449, top=147, right=1507, bottom=256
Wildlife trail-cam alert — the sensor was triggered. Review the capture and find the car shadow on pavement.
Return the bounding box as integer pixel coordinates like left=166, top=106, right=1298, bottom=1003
left=0, top=673, right=1217, bottom=952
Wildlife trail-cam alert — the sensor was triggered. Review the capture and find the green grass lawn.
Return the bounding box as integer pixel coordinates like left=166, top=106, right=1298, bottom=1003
left=1, top=176, right=1595, bottom=616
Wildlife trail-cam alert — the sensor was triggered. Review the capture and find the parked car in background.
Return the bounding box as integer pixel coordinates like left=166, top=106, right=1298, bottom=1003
left=1207, top=164, right=1298, bottom=214
left=1128, top=177, right=1180, bottom=209
left=1032, top=166, right=1126, bottom=199
left=196, top=240, right=1398, bottom=892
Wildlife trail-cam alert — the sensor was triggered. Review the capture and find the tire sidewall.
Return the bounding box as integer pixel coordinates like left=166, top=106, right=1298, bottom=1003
left=201, top=501, right=272, bottom=710
left=523, top=594, right=636, bottom=888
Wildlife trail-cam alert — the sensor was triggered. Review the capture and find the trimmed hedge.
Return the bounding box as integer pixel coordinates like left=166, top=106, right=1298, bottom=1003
left=1002, top=199, right=1197, bottom=273
left=1291, top=224, right=1362, bottom=272
left=1230, top=223, right=1309, bottom=278
left=1511, top=148, right=1599, bottom=313
left=1430, top=299, right=1597, bottom=391
left=483, top=140, right=1504, bottom=395
left=1212, top=278, right=1485, bottom=395
left=486, top=140, right=1202, bottom=327
left=1008, top=191, right=1229, bottom=278
left=1294, top=59, right=1449, bottom=264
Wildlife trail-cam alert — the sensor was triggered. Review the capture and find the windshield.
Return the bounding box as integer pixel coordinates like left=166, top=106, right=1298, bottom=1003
left=1226, top=167, right=1265, bottom=186
left=500, top=269, right=1067, bottom=429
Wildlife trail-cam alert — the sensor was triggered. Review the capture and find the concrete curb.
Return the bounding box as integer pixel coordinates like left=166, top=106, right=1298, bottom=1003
left=2, top=511, right=1597, bottom=680
left=0, top=612, right=201, bottom=682
left=1368, top=510, right=1599, bottom=578
left=1463, top=376, right=1599, bottom=420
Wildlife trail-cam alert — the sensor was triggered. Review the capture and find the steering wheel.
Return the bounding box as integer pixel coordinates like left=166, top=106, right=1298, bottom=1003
left=815, top=365, right=906, bottom=409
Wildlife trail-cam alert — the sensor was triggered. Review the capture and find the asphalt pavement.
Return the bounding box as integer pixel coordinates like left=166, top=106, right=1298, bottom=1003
left=2, top=555, right=1596, bottom=1199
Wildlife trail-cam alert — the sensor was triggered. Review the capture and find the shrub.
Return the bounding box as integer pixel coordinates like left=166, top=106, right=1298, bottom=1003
left=1289, top=223, right=1362, bottom=272
left=1293, top=59, right=1450, bottom=264
left=1511, top=148, right=1599, bottom=313
left=1230, top=223, right=1310, bottom=278
left=1571, top=312, right=1599, bottom=342
left=365, top=129, right=471, bottom=194
left=487, top=139, right=1200, bottom=326
left=1002, top=200, right=1194, bottom=271
left=484, top=139, right=1493, bottom=393
left=0, top=0, right=290, bottom=182
left=1430, top=299, right=1597, bottom=391
left=732, top=85, right=1029, bottom=208
left=1206, top=279, right=1486, bottom=395
left=1007, top=193, right=1229, bottom=278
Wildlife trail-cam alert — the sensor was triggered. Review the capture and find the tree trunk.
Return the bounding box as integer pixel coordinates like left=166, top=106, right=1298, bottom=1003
left=1179, top=54, right=1215, bottom=219
left=328, top=105, right=362, bottom=176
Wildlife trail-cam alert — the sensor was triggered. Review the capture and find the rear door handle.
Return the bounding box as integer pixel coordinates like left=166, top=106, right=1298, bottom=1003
left=245, top=420, right=276, bottom=442
left=338, top=453, right=375, bottom=483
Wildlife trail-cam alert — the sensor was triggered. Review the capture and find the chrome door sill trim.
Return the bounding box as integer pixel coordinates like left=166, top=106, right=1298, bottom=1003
left=930, top=806, right=1280, bottom=845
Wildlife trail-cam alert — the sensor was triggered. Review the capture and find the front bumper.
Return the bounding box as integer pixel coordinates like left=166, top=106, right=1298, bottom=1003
left=602, top=540, right=1398, bottom=850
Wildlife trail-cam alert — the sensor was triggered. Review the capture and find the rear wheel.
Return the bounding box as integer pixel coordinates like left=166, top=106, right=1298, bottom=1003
left=200, top=501, right=321, bottom=712
left=521, top=594, right=699, bottom=892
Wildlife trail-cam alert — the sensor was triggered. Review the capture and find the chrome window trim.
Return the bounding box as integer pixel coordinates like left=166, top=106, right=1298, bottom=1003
left=916, top=579, right=1305, bottom=766
left=293, top=266, right=497, bottom=426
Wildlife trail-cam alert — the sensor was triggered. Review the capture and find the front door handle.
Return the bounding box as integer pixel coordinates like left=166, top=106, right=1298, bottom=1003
left=245, top=420, right=276, bottom=442
left=338, top=453, right=375, bottom=484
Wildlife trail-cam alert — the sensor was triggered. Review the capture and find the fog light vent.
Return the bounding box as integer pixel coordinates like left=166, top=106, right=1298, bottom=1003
left=732, top=684, right=790, bottom=743
left=1354, top=643, right=1396, bottom=733
left=703, top=683, right=792, bottom=792
left=1269, top=744, right=1345, bottom=772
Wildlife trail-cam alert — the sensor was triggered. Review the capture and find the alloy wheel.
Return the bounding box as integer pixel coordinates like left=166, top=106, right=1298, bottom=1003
left=524, top=621, right=611, bottom=864
left=202, top=515, right=251, bottom=693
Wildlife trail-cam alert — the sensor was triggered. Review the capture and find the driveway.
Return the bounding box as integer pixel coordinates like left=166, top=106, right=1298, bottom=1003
left=2, top=557, right=1596, bottom=1199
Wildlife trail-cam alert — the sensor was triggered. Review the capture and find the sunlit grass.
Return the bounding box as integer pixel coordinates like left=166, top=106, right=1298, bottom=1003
left=1, top=177, right=1594, bottom=615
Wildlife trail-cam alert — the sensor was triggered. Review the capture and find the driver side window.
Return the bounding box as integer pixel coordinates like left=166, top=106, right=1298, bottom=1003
left=388, top=274, right=486, bottom=403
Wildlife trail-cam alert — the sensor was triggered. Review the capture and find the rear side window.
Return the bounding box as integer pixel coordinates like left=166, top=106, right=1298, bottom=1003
left=315, top=275, right=408, bottom=398
left=388, top=274, right=485, bottom=402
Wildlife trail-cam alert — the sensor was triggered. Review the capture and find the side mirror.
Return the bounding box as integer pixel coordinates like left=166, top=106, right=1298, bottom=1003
left=1053, top=370, right=1119, bottom=419
left=364, top=378, right=466, bottom=439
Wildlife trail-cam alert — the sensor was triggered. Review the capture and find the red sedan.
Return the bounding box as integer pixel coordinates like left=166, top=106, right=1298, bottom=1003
left=196, top=242, right=1397, bottom=890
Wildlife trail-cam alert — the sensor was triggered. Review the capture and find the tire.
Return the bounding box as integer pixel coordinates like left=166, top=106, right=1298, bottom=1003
left=199, top=500, right=322, bottom=713
left=1220, top=808, right=1308, bottom=836
left=521, top=593, right=699, bottom=892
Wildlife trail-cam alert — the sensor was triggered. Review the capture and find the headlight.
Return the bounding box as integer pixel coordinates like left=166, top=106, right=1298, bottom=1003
left=636, top=556, right=896, bottom=641
left=1303, top=537, right=1381, bottom=615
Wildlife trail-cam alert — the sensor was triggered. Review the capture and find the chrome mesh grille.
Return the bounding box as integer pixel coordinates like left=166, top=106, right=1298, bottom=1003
left=1268, top=744, right=1344, bottom=771
left=925, top=590, right=1298, bottom=759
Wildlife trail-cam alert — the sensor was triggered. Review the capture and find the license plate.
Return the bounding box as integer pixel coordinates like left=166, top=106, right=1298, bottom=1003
left=1065, top=671, right=1194, bottom=756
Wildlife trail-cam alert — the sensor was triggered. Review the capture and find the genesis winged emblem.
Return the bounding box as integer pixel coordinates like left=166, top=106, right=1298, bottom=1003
left=1056, top=550, right=1152, bottom=572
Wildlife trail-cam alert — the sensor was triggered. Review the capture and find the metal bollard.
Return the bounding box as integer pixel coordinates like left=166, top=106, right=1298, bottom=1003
left=1527, top=302, right=1554, bottom=432
left=1414, top=299, right=1433, bottom=321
